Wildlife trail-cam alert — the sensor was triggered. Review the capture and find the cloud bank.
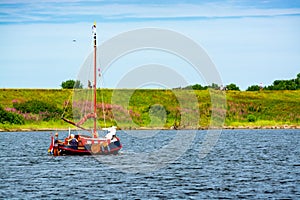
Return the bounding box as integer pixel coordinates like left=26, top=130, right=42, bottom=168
left=1, top=0, right=300, bottom=24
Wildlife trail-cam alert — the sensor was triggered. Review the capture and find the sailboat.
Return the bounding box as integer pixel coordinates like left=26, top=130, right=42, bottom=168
left=48, top=22, right=122, bottom=156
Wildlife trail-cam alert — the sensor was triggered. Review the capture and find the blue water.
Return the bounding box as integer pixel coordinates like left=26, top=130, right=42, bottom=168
left=0, top=129, right=299, bottom=199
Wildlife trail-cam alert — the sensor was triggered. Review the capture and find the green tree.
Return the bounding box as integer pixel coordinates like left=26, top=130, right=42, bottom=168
left=246, top=85, right=260, bottom=91
left=61, top=80, right=83, bottom=89
left=182, top=84, right=207, bottom=90
left=296, top=73, right=300, bottom=89
left=272, top=80, right=297, bottom=90
left=209, top=83, right=220, bottom=90
left=265, top=73, right=300, bottom=90
left=74, top=80, right=83, bottom=88
left=226, top=83, right=240, bottom=91
left=192, top=84, right=207, bottom=90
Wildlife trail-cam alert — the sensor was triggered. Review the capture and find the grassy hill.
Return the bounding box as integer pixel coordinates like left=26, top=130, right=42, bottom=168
left=0, top=89, right=299, bottom=131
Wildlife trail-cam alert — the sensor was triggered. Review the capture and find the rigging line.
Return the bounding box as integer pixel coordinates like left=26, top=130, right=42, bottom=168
left=89, top=53, right=94, bottom=115
left=83, top=56, right=93, bottom=118
left=97, top=48, right=107, bottom=128
left=61, top=89, right=73, bottom=119
left=100, top=73, right=107, bottom=128
left=96, top=49, right=107, bottom=128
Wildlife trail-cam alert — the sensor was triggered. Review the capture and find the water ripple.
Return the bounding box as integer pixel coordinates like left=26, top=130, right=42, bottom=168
left=0, top=129, right=299, bottom=199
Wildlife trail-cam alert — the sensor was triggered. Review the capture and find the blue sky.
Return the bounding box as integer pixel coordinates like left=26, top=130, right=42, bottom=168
left=0, top=0, right=300, bottom=89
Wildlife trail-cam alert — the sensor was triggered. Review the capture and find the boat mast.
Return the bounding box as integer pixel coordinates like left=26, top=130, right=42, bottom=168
left=92, top=22, right=97, bottom=138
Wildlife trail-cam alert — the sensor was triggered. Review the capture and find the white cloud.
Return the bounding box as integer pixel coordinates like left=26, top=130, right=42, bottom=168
left=1, top=1, right=300, bottom=24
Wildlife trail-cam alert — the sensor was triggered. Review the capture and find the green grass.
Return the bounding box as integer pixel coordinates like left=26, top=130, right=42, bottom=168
left=225, top=90, right=300, bottom=125
left=0, top=89, right=72, bottom=109
left=0, top=89, right=299, bottom=130
left=226, top=120, right=296, bottom=128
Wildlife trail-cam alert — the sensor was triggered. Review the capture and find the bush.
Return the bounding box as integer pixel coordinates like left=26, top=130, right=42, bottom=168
left=192, top=84, right=207, bottom=90
left=14, top=100, right=57, bottom=114
left=247, top=114, right=256, bottom=122
left=265, top=73, right=300, bottom=90
left=13, top=100, right=62, bottom=121
left=183, top=84, right=207, bottom=90
left=61, top=80, right=83, bottom=89
left=209, top=83, right=220, bottom=90
left=246, top=85, right=261, bottom=91
left=226, top=83, right=240, bottom=91
left=0, top=106, right=25, bottom=124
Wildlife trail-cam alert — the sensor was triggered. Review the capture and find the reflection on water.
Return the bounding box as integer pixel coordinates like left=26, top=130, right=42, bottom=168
left=0, top=129, right=299, bottom=199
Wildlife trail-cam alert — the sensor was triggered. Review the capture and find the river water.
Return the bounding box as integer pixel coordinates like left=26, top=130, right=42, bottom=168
left=0, top=129, right=299, bottom=199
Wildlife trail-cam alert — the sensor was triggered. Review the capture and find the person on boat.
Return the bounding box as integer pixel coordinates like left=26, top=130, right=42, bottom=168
left=68, top=134, right=78, bottom=146
left=111, top=134, right=119, bottom=143
left=54, top=132, right=63, bottom=143
left=103, top=126, right=117, bottom=141
left=53, top=132, right=63, bottom=156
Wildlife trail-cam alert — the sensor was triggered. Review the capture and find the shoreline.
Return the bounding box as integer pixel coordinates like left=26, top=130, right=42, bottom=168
left=1, top=125, right=300, bottom=132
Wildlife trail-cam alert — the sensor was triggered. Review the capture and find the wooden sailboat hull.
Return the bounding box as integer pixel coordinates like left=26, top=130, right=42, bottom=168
left=58, top=141, right=122, bottom=155
left=49, top=134, right=122, bottom=156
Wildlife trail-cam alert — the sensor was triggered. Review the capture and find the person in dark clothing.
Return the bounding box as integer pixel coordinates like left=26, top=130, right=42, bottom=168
left=53, top=132, right=63, bottom=156
left=68, top=134, right=78, bottom=146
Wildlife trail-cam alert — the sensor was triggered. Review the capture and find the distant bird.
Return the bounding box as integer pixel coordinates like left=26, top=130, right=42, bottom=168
left=73, top=39, right=76, bottom=42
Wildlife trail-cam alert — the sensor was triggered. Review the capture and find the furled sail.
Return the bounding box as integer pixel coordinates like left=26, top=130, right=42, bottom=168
left=61, top=117, right=90, bottom=131
left=76, top=112, right=97, bottom=126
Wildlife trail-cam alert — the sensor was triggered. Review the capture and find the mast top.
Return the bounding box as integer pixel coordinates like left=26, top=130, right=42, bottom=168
left=92, top=22, right=96, bottom=31
left=92, top=21, right=97, bottom=47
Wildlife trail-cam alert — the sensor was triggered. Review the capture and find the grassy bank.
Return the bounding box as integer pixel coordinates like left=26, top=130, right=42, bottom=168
left=0, top=89, right=299, bottom=131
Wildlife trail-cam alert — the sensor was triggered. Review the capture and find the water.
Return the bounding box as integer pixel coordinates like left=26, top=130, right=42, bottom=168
left=0, top=129, right=299, bottom=199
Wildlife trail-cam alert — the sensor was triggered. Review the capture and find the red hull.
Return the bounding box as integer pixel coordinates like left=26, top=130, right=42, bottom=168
left=58, top=142, right=122, bottom=155
left=50, top=134, right=122, bottom=156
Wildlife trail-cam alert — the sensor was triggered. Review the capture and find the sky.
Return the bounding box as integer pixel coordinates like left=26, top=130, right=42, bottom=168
left=0, top=0, right=300, bottom=90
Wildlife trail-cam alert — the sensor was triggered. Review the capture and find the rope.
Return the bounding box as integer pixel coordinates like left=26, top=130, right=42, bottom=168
left=97, top=48, right=107, bottom=128
left=100, top=71, right=107, bottom=128
left=83, top=56, right=93, bottom=118
left=61, top=90, right=73, bottom=119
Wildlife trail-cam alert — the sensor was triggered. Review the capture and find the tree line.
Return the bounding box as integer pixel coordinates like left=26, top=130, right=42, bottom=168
left=182, top=73, right=300, bottom=91
left=61, top=73, right=300, bottom=91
